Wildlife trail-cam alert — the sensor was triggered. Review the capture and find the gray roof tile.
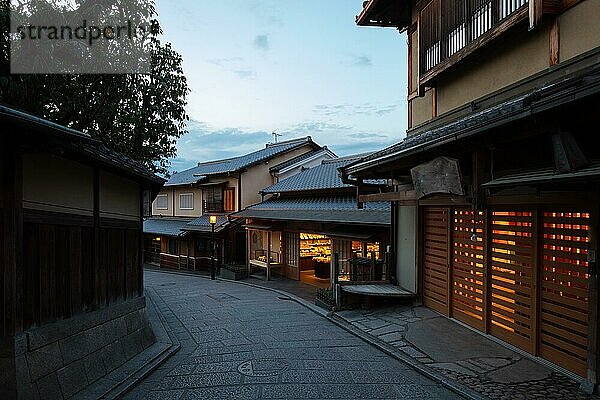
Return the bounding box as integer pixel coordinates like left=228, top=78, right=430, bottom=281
left=269, top=147, right=334, bottom=172
left=234, top=196, right=390, bottom=225
left=143, top=218, right=193, bottom=237
left=262, top=158, right=356, bottom=194
left=166, top=137, right=317, bottom=186
left=184, top=215, right=229, bottom=232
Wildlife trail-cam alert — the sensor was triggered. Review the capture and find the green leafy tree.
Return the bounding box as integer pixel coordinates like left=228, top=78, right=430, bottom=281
left=0, top=0, right=189, bottom=176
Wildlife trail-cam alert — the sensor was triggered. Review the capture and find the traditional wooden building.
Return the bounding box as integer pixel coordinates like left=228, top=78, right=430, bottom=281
left=1, top=105, right=164, bottom=398
left=344, top=0, right=600, bottom=387
left=143, top=137, right=334, bottom=271
left=235, top=155, right=392, bottom=290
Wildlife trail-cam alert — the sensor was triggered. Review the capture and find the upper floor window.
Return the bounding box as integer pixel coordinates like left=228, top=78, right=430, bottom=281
left=420, top=0, right=528, bottom=80
left=155, top=194, right=168, bottom=210
left=204, top=186, right=224, bottom=213
left=179, top=193, right=194, bottom=210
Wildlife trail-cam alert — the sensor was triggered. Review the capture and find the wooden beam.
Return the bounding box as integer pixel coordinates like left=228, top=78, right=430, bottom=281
left=529, top=0, right=544, bottom=30
left=549, top=17, right=560, bottom=66
left=358, top=191, right=417, bottom=204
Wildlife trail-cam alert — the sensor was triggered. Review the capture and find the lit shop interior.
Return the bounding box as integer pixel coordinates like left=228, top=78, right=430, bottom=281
left=248, top=228, right=382, bottom=286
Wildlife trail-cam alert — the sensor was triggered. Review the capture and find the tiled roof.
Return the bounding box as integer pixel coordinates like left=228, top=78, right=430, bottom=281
left=183, top=215, right=229, bottom=232
left=344, top=64, right=600, bottom=176
left=166, top=137, right=317, bottom=186
left=261, top=156, right=363, bottom=194
left=143, top=218, right=193, bottom=237
left=343, top=94, right=528, bottom=175
left=0, top=105, right=164, bottom=185
left=269, top=147, right=335, bottom=172
left=233, top=196, right=390, bottom=225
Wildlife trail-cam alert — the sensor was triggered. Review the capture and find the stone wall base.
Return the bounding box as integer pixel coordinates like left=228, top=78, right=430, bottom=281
left=0, top=297, right=155, bottom=400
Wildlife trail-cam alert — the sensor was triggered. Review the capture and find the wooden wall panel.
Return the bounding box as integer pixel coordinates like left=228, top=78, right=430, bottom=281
left=20, top=210, right=143, bottom=330
left=452, top=209, right=486, bottom=331
left=69, top=227, right=83, bottom=315
left=81, top=227, right=95, bottom=310
left=422, top=208, right=450, bottom=315
left=490, top=210, right=536, bottom=353
left=540, top=211, right=590, bottom=377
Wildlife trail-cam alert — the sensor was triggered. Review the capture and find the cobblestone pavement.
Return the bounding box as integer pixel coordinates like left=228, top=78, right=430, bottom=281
left=124, top=271, right=463, bottom=400
left=335, top=305, right=600, bottom=400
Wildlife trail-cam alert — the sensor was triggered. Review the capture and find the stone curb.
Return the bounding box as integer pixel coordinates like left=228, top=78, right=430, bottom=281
left=92, top=288, right=182, bottom=400
left=144, top=268, right=486, bottom=400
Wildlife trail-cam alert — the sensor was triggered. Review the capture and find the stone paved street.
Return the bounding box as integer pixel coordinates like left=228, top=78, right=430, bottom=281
left=124, top=270, right=463, bottom=399
left=335, top=306, right=600, bottom=400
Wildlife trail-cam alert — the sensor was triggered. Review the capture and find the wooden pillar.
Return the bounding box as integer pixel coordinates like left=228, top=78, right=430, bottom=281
left=2, top=148, right=24, bottom=336
left=266, top=231, right=271, bottom=281
left=246, top=229, right=251, bottom=275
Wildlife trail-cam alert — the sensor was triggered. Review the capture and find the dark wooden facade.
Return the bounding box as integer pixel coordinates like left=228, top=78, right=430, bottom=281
left=0, top=108, right=162, bottom=340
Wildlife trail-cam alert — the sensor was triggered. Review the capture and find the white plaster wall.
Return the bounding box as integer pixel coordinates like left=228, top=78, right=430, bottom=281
left=396, top=205, right=417, bottom=293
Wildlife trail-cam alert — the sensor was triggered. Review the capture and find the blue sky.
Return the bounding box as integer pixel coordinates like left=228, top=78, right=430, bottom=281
left=155, top=0, right=408, bottom=172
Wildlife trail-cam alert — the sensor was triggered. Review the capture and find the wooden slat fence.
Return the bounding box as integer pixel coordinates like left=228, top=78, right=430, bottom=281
left=422, top=205, right=592, bottom=376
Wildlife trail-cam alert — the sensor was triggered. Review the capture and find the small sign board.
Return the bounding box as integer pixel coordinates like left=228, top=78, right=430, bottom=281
left=411, top=157, right=464, bottom=200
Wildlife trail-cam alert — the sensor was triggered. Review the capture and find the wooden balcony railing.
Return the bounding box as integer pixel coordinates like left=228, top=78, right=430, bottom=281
left=419, top=0, right=528, bottom=84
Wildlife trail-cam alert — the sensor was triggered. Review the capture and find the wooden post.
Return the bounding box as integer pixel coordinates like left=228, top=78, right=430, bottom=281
left=333, top=252, right=339, bottom=285
left=370, top=251, right=376, bottom=281
left=2, top=148, right=24, bottom=336
left=266, top=231, right=271, bottom=281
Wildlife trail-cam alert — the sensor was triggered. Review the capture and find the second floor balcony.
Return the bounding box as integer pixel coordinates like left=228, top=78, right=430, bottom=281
left=419, top=0, right=529, bottom=86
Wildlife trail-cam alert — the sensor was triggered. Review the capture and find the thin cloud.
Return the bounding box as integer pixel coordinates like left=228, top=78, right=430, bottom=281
left=254, top=35, right=270, bottom=51
left=353, top=55, right=373, bottom=67
left=313, top=103, right=400, bottom=117
left=234, top=70, right=258, bottom=80
left=207, top=57, right=244, bottom=67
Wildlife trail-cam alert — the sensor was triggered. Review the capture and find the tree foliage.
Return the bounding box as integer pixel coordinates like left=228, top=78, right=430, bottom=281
left=0, top=0, right=189, bottom=175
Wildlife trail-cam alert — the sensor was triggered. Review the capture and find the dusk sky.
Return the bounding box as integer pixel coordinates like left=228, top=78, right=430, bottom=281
left=155, top=0, right=408, bottom=172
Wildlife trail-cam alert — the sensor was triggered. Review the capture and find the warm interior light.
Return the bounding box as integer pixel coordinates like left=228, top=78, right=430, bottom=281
left=155, top=237, right=161, bottom=241
left=209, top=215, right=217, bottom=225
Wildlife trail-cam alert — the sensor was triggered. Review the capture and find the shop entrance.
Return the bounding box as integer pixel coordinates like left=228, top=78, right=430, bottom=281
left=299, top=233, right=331, bottom=288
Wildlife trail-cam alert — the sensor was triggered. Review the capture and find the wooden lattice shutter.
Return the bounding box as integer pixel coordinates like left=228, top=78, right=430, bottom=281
left=423, top=208, right=450, bottom=315
left=490, top=210, right=535, bottom=353
left=540, top=211, right=590, bottom=377
left=452, top=209, right=486, bottom=331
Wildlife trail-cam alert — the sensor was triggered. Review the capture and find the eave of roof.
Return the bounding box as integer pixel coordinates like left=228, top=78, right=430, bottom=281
left=356, top=0, right=411, bottom=29
left=0, top=104, right=165, bottom=186
left=343, top=65, right=600, bottom=177
left=482, top=161, right=600, bottom=188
